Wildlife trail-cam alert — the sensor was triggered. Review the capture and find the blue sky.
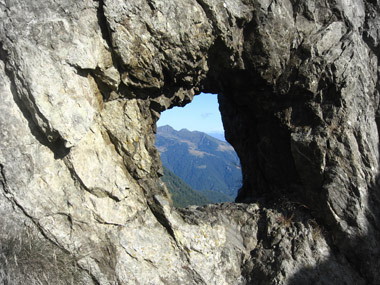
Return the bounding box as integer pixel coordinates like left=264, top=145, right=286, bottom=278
left=157, top=93, right=224, bottom=133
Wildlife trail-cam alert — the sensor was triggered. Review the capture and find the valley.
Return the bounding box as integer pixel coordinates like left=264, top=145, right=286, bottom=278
left=156, top=125, right=242, bottom=207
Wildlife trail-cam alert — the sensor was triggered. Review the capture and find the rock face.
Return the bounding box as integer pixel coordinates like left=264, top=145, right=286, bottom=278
left=0, top=0, right=379, bottom=284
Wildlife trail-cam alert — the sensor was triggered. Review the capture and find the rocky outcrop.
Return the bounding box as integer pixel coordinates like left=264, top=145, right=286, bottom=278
left=0, top=0, right=379, bottom=284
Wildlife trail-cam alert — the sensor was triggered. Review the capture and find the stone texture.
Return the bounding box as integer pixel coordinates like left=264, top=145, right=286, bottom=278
left=0, top=0, right=379, bottom=284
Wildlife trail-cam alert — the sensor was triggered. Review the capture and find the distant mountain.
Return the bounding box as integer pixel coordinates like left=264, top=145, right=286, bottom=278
left=198, top=189, right=234, bottom=203
left=161, top=166, right=210, bottom=208
left=207, top=131, right=226, bottom=142
left=156, top=125, right=242, bottom=200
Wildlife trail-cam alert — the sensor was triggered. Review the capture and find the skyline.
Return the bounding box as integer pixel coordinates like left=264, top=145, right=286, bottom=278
left=157, top=93, right=225, bottom=134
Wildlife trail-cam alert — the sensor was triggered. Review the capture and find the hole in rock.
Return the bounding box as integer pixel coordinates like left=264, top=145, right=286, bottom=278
left=155, top=93, right=242, bottom=208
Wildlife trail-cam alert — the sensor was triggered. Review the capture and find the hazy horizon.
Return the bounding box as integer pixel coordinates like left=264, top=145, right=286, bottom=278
left=158, top=124, right=226, bottom=142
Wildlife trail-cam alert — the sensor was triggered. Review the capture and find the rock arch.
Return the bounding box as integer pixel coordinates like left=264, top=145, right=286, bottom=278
left=0, top=0, right=379, bottom=283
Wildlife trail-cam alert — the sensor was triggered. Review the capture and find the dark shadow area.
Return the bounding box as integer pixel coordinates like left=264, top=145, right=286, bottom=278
left=287, top=178, right=380, bottom=284
left=215, top=78, right=380, bottom=284
left=204, top=30, right=380, bottom=283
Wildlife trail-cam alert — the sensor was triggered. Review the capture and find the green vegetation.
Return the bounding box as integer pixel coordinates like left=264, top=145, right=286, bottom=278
left=161, top=167, right=237, bottom=207
left=198, top=189, right=234, bottom=203
left=157, top=126, right=242, bottom=207
left=156, top=126, right=242, bottom=198
left=161, top=166, right=210, bottom=208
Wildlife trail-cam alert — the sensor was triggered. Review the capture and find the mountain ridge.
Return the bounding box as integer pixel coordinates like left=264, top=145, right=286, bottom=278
left=156, top=125, right=241, bottom=199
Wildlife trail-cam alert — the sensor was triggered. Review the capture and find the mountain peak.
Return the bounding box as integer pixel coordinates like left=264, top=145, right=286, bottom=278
left=155, top=125, right=241, bottom=197
left=157, top=125, right=175, bottom=132
left=158, top=125, right=225, bottom=142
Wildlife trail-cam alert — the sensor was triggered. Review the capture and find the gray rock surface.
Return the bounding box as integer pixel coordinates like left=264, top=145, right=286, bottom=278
left=0, top=0, right=379, bottom=284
